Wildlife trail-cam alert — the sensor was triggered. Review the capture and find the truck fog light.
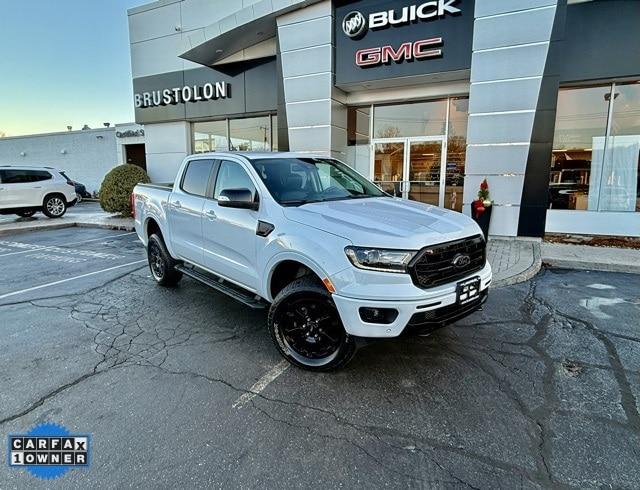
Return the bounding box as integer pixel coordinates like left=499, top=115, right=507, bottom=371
left=359, top=307, right=399, bottom=325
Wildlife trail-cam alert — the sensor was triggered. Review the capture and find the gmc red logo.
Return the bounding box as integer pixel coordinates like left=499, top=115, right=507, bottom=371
left=355, top=37, right=442, bottom=67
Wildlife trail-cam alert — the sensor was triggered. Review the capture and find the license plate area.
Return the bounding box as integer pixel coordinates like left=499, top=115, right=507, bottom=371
left=457, top=276, right=481, bottom=305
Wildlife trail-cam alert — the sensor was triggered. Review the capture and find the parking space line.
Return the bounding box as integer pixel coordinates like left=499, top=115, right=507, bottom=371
left=0, top=259, right=146, bottom=301
left=232, top=360, right=290, bottom=409
left=0, top=232, right=138, bottom=257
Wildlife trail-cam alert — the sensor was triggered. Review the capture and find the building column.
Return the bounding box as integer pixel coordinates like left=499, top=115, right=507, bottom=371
left=464, top=0, right=561, bottom=237
left=277, top=1, right=347, bottom=159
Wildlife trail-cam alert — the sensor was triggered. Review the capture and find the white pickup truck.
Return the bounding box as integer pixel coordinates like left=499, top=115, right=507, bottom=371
left=133, top=153, right=491, bottom=370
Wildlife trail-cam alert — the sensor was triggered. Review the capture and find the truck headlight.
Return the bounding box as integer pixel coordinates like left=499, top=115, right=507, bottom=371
left=344, top=247, right=417, bottom=273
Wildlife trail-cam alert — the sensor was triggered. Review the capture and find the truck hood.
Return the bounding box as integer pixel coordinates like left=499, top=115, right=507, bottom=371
left=283, top=197, right=482, bottom=249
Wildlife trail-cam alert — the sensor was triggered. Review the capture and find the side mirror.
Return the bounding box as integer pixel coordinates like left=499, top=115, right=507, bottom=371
left=218, top=188, right=258, bottom=210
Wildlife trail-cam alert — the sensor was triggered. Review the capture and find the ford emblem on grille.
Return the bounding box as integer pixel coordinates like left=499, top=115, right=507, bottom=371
left=452, top=254, right=471, bottom=268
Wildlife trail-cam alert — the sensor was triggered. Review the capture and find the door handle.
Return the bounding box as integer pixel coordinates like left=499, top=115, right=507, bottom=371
left=205, top=209, right=217, bottom=220
left=173, top=200, right=182, bottom=209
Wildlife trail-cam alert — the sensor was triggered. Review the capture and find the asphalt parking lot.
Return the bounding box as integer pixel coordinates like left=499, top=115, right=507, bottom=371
left=1, top=227, right=639, bottom=489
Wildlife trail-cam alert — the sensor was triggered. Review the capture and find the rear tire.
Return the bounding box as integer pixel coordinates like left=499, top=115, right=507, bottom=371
left=147, top=233, right=183, bottom=287
left=16, top=210, right=36, bottom=218
left=42, top=195, right=67, bottom=218
left=268, top=276, right=356, bottom=371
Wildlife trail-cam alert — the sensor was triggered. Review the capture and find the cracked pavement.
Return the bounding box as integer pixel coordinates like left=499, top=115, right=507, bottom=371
left=0, top=228, right=639, bottom=488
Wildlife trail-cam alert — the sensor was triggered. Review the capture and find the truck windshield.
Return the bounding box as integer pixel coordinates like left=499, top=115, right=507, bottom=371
left=249, top=157, right=385, bottom=206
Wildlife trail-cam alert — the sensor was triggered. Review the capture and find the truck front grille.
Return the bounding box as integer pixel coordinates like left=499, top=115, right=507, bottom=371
left=408, top=235, right=486, bottom=289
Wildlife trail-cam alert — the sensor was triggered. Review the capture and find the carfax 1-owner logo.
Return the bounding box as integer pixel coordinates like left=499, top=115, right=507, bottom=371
left=7, top=423, right=91, bottom=480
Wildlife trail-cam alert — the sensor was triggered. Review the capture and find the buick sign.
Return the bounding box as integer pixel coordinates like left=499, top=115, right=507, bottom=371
left=342, top=0, right=461, bottom=39
left=342, top=11, right=367, bottom=38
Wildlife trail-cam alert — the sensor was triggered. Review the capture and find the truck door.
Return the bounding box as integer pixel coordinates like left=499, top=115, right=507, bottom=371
left=201, top=159, right=260, bottom=291
left=167, top=159, right=215, bottom=265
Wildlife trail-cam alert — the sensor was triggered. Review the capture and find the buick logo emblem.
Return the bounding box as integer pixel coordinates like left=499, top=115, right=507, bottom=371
left=452, top=254, right=471, bottom=268
left=342, top=11, right=367, bottom=38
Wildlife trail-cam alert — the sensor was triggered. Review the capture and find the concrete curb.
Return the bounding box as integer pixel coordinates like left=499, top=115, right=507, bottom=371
left=543, top=258, right=640, bottom=275
left=76, top=221, right=135, bottom=232
left=541, top=243, right=640, bottom=275
left=492, top=245, right=543, bottom=288
left=0, top=220, right=134, bottom=236
left=0, top=222, right=76, bottom=237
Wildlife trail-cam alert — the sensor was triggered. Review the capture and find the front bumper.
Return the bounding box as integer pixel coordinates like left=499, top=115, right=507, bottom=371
left=332, top=263, right=492, bottom=338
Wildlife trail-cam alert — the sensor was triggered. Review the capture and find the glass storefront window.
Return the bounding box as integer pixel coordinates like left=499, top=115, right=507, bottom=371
left=230, top=116, right=271, bottom=152
left=193, top=115, right=277, bottom=153
left=549, top=85, right=611, bottom=210
left=346, top=107, right=371, bottom=176
left=604, top=82, right=640, bottom=212
left=193, top=120, right=228, bottom=153
left=550, top=82, right=640, bottom=212
left=271, top=115, right=279, bottom=152
left=446, top=97, right=468, bottom=212
left=373, top=100, right=447, bottom=139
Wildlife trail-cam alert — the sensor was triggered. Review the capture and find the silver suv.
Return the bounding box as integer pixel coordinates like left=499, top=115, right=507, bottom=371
left=0, top=166, right=78, bottom=218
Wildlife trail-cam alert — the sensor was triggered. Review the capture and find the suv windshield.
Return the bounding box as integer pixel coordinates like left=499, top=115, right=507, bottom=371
left=249, top=157, right=385, bottom=206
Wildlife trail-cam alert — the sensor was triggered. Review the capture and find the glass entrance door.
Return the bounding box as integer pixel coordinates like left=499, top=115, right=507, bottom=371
left=407, top=138, right=444, bottom=206
left=373, top=137, right=446, bottom=206
left=373, top=141, right=405, bottom=198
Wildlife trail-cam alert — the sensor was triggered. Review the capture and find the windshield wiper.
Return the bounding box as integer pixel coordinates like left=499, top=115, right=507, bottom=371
left=279, top=199, right=320, bottom=207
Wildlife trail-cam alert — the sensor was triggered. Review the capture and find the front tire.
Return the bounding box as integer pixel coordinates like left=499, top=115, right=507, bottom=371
left=16, top=210, right=36, bottom=218
left=147, top=233, right=183, bottom=287
left=42, top=195, right=67, bottom=218
left=268, top=277, right=356, bottom=371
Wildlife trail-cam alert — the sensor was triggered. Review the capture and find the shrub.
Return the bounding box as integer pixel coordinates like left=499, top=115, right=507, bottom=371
left=99, top=164, right=150, bottom=215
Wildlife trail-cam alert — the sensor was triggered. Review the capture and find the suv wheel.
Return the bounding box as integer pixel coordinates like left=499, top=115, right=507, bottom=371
left=16, top=210, right=36, bottom=218
left=147, top=233, right=183, bottom=287
left=42, top=195, right=67, bottom=218
left=268, top=277, right=356, bottom=371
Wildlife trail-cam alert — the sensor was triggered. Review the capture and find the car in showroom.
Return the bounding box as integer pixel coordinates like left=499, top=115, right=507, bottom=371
left=0, top=165, right=78, bottom=218
left=133, top=153, right=492, bottom=371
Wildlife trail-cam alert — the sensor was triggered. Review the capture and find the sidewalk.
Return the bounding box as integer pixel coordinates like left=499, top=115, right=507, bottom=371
left=541, top=242, right=640, bottom=274
left=0, top=210, right=134, bottom=236
left=487, top=238, right=542, bottom=288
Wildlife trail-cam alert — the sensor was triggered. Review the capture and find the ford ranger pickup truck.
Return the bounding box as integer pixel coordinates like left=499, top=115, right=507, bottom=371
left=133, top=152, right=491, bottom=371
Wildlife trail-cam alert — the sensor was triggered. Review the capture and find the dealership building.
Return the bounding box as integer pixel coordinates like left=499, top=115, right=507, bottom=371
left=128, top=0, right=640, bottom=237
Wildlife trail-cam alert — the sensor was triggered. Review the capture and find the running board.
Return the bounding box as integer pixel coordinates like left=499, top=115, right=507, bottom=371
left=175, top=264, right=268, bottom=310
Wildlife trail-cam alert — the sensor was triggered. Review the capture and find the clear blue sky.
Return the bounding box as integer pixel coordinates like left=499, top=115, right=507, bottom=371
left=0, top=0, right=148, bottom=137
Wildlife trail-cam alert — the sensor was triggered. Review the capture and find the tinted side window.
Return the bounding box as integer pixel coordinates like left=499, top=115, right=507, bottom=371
left=214, top=161, right=256, bottom=200
left=181, top=160, right=214, bottom=197
left=29, top=171, right=52, bottom=182
left=0, top=170, right=29, bottom=184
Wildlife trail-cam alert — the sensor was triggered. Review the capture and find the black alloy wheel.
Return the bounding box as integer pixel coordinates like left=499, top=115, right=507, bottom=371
left=147, top=233, right=182, bottom=287
left=268, top=277, right=356, bottom=371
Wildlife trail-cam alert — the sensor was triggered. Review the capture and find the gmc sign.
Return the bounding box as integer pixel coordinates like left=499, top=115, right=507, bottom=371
left=356, top=38, right=443, bottom=67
